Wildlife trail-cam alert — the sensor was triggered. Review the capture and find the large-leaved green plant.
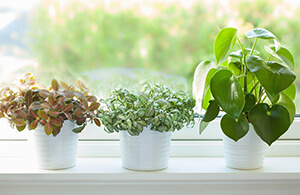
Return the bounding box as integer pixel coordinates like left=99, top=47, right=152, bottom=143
left=196, top=27, right=296, bottom=146
left=98, top=84, right=196, bottom=135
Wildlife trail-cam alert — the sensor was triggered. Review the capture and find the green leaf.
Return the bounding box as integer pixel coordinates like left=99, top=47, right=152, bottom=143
left=63, top=103, right=74, bottom=112
left=76, top=117, right=86, bottom=125
left=199, top=121, right=209, bottom=134
left=50, top=117, right=62, bottom=127
left=283, top=83, right=296, bottom=100
left=52, top=126, right=61, bottom=137
left=269, top=46, right=295, bottom=70
left=214, top=27, right=237, bottom=65
left=93, top=118, right=101, bottom=127
left=137, top=124, right=143, bottom=132
left=48, top=95, right=55, bottom=106
left=202, top=100, right=219, bottom=122
left=29, top=109, right=37, bottom=117
left=243, top=92, right=256, bottom=112
left=12, top=118, right=26, bottom=126
left=193, top=61, right=213, bottom=99
left=63, top=90, right=75, bottom=98
left=16, top=124, right=26, bottom=132
left=38, top=110, right=48, bottom=120
left=245, top=28, right=277, bottom=39
left=184, top=98, right=194, bottom=108
left=24, top=90, right=33, bottom=108
left=38, top=89, right=50, bottom=98
left=202, top=68, right=218, bottom=110
left=41, top=103, right=52, bottom=109
left=228, top=61, right=242, bottom=76
left=82, top=98, right=88, bottom=110
left=30, top=120, right=38, bottom=130
left=48, top=109, right=59, bottom=117
left=60, top=81, right=69, bottom=90
left=74, top=108, right=84, bottom=117
left=221, top=114, right=249, bottom=142
left=74, top=92, right=85, bottom=99
left=14, top=110, right=27, bottom=118
left=246, top=56, right=296, bottom=100
left=72, top=124, right=86, bottom=133
left=202, top=89, right=213, bottom=111
left=126, top=119, right=132, bottom=130
left=229, top=48, right=259, bottom=58
left=229, top=50, right=244, bottom=58
left=210, top=69, right=245, bottom=119
left=44, top=123, right=53, bottom=135
left=51, top=79, right=60, bottom=91
left=277, top=93, right=295, bottom=124
left=88, top=102, right=100, bottom=111
left=249, top=103, right=290, bottom=146
left=199, top=100, right=220, bottom=134
left=87, top=95, right=97, bottom=102
left=64, top=112, right=73, bottom=121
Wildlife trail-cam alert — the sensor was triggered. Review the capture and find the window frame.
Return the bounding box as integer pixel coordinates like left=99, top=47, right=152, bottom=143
left=1, top=117, right=300, bottom=157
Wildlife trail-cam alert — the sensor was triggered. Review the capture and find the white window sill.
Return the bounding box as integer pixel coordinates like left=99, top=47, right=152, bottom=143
left=1, top=157, right=300, bottom=195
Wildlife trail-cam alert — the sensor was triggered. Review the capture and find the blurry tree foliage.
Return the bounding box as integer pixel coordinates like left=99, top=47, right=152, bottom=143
left=28, top=0, right=300, bottom=99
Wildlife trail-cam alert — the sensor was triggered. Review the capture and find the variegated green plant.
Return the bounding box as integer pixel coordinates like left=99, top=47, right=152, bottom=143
left=0, top=73, right=101, bottom=136
left=98, top=84, right=196, bottom=136
left=196, top=28, right=296, bottom=146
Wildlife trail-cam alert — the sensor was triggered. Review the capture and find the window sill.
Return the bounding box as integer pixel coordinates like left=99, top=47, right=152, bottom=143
left=1, top=157, right=300, bottom=194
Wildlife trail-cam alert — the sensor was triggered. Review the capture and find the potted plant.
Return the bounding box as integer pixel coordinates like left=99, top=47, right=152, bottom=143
left=0, top=73, right=101, bottom=169
left=196, top=27, right=296, bottom=169
left=99, top=83, right=196, bottom=171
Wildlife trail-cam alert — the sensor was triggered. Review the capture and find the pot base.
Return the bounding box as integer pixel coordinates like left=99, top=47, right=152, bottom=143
left=29, top=121, right=78, bottom=170
left=223, top=124, right=267, bottom=170
left=120, top=126, right=172, bottom=171
left=122, top=166, right=167, bottom=172
left=225, top=165, right=263, bottom=170
left=37, top=164, right=76, bottom=170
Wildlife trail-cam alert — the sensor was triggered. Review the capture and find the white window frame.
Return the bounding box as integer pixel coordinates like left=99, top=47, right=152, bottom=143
left=1, top=117, right=300, bottom=157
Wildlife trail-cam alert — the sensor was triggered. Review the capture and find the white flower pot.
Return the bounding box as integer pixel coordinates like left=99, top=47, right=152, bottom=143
left=223, top=124, right=267, bottom=170
left=120, top=126, right=172, bottom=171
left=29, top=121, right=78, bottom=170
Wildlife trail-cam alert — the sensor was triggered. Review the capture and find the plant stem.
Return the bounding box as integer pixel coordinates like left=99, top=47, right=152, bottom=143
left=237, top=38, right=244, bottom=51
left=250, top=38, right=258, bottom=56
left=236, top=75, right=246, bottom=79
left=261, top=95, right=267, bottom=103
left=257, top=88, right=265, bottom=103
left=245, top=38, right=257, bottom=93
left=244, top=62, right=247, bottom=92
left=249, top=81, right=259, bottom=93
left=239, top=59, right=243, bottom=82
left=237, top=38, right=248, bottom=93
left=267, top=54, right=272, bottom=61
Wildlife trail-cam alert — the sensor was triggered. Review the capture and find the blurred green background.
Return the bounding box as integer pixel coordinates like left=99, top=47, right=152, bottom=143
left=26, top=0, right=300, bottom=109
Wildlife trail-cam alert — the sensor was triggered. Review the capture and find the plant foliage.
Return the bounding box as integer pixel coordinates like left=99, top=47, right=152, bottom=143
left=98, top=84, right=196, bottom=136
left=196, top=27, right=296, bottom=146
left=0, top=73, right=101, bottom=136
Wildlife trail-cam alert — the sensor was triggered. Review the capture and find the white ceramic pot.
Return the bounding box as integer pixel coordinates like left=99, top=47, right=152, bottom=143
left=120, top=126, right=172, bottom=171
left=29, top=121, right=78, bottom=170
left=223, top=124, right=267, bottom=170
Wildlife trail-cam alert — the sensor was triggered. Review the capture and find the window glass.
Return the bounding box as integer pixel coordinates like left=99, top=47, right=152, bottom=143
left=1, top=0, right=300, bottom=159
left=0, top=0, right=300, bottom=107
